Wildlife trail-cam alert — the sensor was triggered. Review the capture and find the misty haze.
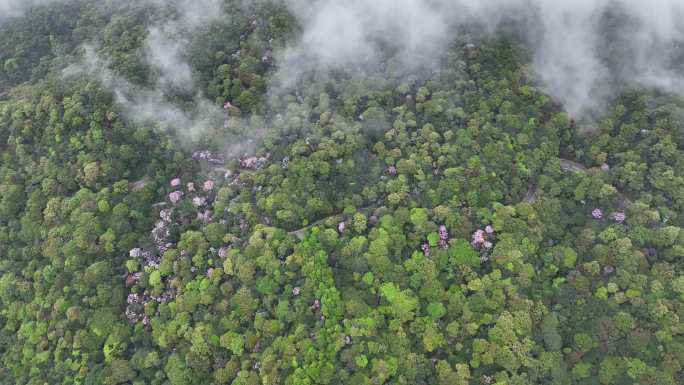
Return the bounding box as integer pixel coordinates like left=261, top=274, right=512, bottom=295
left=0, top=1, right=683, bottom=385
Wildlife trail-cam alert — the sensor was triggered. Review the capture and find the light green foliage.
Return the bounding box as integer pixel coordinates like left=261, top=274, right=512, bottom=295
left=380, top=282, right=419, bottom=322
left=104, top=359, right=136, bottom=385
left=574, top=333, right=594, bottom=353
left=559, top=246, right=577, bottom=268
left=410, top=208, right=429, bottom=229
left=219, top=331, right=245, bottom=356
left=427, top=302, right=446, bottom=319
left=541, top=313, right=562, bottom=351
left=572, top=362, right=592, bottom=379
left=148, top=270, right=162, bottom=287
left=352, top=212, right=367, bottom=233
left=448, top=239, right=480, bottom=267
left=427, top=232, right=440, bottom=247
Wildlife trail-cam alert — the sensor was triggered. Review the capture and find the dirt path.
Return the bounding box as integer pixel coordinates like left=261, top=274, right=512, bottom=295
left=288, top=228, right=306, bottom=240
left=285, top=206, right=378, bottom=240
left=132, top=176, right=150, bottom=190
left=522, top=186, right=537, bottom=204
left=559, top=158, right=588, bottom=172
left=521, top=159, right=633, bottom=209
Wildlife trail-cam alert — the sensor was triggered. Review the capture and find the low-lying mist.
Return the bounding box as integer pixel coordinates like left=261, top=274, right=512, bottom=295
left=280, top=0, right=684, bottom=119
left=53, top=0, right=684, bottom=143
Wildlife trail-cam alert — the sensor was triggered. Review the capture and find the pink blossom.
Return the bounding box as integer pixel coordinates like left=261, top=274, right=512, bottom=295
left=483, top=241, right=493, bottom=249
left=601, top=163, right=610, bottom=172
left=338, top=222, right=345, bottom=233
left=421, top=243, right=430, bottom=256
left=438, top=225, right=449, bottom=248
left=169, top=191, right=183, bottom=204
left=129, top=248, right=142, bottom=258
left=485, top=225, right=494, bottom=234
left=187, top=182, right=195, bottom=192
left=439, top=225, right=448, bottom=238
left=160, top=209, right=173, bottom=222
left=472, top=229, right=485, bottom=244
left=197, top=210, right=211, bottom=223
left=223, top=101, right=233, bottom=109
left=292, top=287, right=301, bottom=296
left=192, top=196, right=206, bottom=207
left=592, top=208, right=603, bottom=219
left=170, top=178, right=181, bottom=187
left=218, top=247, right=227, bottom=259
left=610, top=212, right=626, bottom=223
left=241, top=156, right=259, bottom=169
left=312, top=299, right=321, bottom=309
left=239, top=220, right=249, bottom=233
left=203, top=180, right=215, bottom=191
left=193, top=150, right=211, bottom=160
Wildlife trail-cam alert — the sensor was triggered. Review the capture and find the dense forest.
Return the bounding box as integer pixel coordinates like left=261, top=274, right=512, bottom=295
left=0, top=1, right=683, bottom=384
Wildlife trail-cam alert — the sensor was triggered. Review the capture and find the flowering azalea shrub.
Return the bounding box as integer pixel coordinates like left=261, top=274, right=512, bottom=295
left=123, top=154, right=260, bottom=326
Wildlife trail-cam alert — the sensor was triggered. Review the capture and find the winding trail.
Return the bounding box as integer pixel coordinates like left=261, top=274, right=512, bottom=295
left=522, top=186, right=537, bottom=204
left=288, top=228, right=306, bottom=240
left=132, top=176, right=150, bottom=190
left=559, top=158, right=588, bottom=173
left=285, top=206, right=379, bottom=240
left=524, top=158, right=632, bottom=209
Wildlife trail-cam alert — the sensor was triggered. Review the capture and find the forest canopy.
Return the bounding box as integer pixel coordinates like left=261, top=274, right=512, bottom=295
left=0, top=1, right=683, bottom=385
